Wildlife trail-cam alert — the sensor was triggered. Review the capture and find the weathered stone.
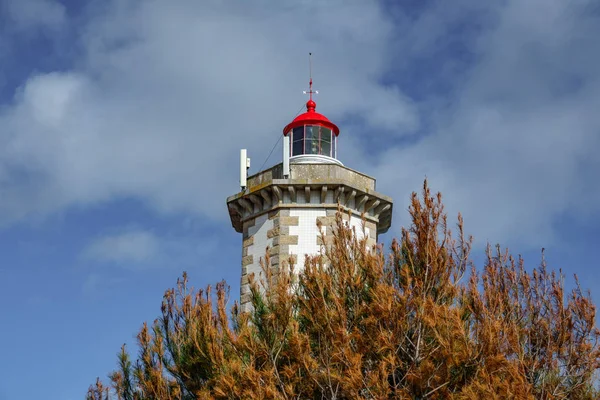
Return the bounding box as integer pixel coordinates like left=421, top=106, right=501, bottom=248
left=365, top=221, right=377, bottom=234
left=227, top=162, right=393, bottom=234
left=242, top=255, right=253, bottom=266
left=243, top=236, right=254, bottom=247
left=281, top=254, right=298, bottom=266
left=326, top=209, right=350, bottom=220
left=228, top=162, right=394, bottom=312
left=242, top=218, right=256, bottom=239
left=243, top=218, right=256, bottom=230
left=317, top=216, right=336, bottom=227
left=241, top=292, right=252, bottom=304
left=240, top=282, right=250, bottom=294
left=267, top=226, right=280, bottom=238
left=279, top=216, right=299, bottom=226
left=277, top=235, right=297, bottom=245
left=317, top=235, right=333, bottom=246
left=268, top=245, right=280, bottom=256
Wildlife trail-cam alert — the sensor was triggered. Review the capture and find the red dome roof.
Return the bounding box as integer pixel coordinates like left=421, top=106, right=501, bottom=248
left=283, top=100, right=340, bottom=136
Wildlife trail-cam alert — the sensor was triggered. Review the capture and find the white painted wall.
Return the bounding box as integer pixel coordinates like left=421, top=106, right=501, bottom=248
left=246, top=213, right=274, bottom=280
left=288, top=209, right=371, bottom=272
left=348, top=214, right=370, bottom=241
left=289, top=209, right=327, bottom=272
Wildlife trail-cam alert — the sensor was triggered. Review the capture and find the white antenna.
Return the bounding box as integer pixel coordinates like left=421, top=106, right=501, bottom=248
left=240, top=149, right=250, bottom=191
left=283, top=135, right=290, bottom=178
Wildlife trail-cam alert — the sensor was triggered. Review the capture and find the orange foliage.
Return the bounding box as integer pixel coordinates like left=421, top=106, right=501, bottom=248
left=87, top=181, right=600, bottom=399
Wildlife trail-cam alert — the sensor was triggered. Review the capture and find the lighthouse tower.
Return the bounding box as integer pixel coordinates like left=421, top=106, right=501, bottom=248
left=227, top=76, right=393, bottom=311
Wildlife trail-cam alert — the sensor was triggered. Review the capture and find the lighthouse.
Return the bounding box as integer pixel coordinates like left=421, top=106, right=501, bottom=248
left=227, top=73, right=393, bottom=311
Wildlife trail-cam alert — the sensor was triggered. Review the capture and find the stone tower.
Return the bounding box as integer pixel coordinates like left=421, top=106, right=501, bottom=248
left=226, top=79, right=393, bottom=311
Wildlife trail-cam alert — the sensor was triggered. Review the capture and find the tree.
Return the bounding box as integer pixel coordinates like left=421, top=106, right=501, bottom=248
left=87, top=181, right=600, bottom=399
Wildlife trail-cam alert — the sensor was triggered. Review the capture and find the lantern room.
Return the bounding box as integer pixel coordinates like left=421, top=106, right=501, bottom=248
left=283, top=99, right=341, bottom=166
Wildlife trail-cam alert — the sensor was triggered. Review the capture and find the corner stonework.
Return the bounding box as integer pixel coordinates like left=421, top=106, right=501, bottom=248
left=228, top=162, right=393, bottom=312
left=239, top=208, right=300, bottom=311
left=317, top=211, right=378, bottom=249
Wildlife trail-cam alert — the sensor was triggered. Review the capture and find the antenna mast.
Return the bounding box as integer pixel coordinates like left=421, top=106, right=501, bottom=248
left=309, top=52, right=313, bottom=101
left=303, top=52, right=318, bottom=102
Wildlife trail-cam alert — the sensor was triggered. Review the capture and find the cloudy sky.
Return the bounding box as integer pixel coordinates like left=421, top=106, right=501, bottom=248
left=1, top=0, right=599, bottom=398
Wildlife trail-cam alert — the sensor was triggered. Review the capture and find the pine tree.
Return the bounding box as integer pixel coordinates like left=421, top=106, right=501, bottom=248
left=87, top=181, right=600, bottom=399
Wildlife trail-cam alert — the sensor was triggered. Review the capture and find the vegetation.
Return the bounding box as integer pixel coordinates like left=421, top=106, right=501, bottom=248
left=87, top=182, right=600, bottom=399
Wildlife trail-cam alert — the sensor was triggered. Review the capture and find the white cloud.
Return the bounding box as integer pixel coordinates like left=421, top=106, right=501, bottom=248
left=358, top=0, right=600, bottom=248
left=83, top=230, right=159, bottom=264
left=0, top=0, right=599, bottom=251
left=81, top=226, right=223, bottom=270
left=0, top=0, right=413, bottom=223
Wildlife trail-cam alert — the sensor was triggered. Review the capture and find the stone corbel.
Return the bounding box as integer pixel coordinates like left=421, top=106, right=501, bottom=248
left=248, top=194, right=262, bottom=212
left=335, top=186, right=345, bottom=203
left=356, top=194, right=368, bottom=211
left=375, top=203, right=391, bottom=217
left=238, top=198, right=253, bottom=215
left=365, top=199, right=380, bottom=213
left=321, top=186, right=328, bottom=203
left=272, top=186, right=282, bottom=204
left=345, top=190, right=356, bottom=207
left=288, top=186, right=297, bottom=203
left=229, top=202, right=243, bottom=216
left=260, top=189, right=272, bottom=208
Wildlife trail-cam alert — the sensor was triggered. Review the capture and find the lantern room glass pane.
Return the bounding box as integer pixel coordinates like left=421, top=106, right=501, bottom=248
left=292, top=127, right=304, bottom=156
left=320, top=140, right=331, bottom=156
left=320, top=128, right=332, bottom=157
left=305, top=125, right=319, bottom=155
left=306, top=139, right=319, bottom=154
left=290, top=125, right=338, bottom=158
left=305, top=125, right=317, bottom=140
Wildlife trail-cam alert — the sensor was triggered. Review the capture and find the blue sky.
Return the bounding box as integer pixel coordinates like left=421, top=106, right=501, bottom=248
left=1, top=0, right=599, bottom=398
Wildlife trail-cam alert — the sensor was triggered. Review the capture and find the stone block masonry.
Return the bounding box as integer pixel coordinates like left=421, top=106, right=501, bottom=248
left=239, top=208, right=300, bottom=312
left=228, top=162, right=393, bottom=312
